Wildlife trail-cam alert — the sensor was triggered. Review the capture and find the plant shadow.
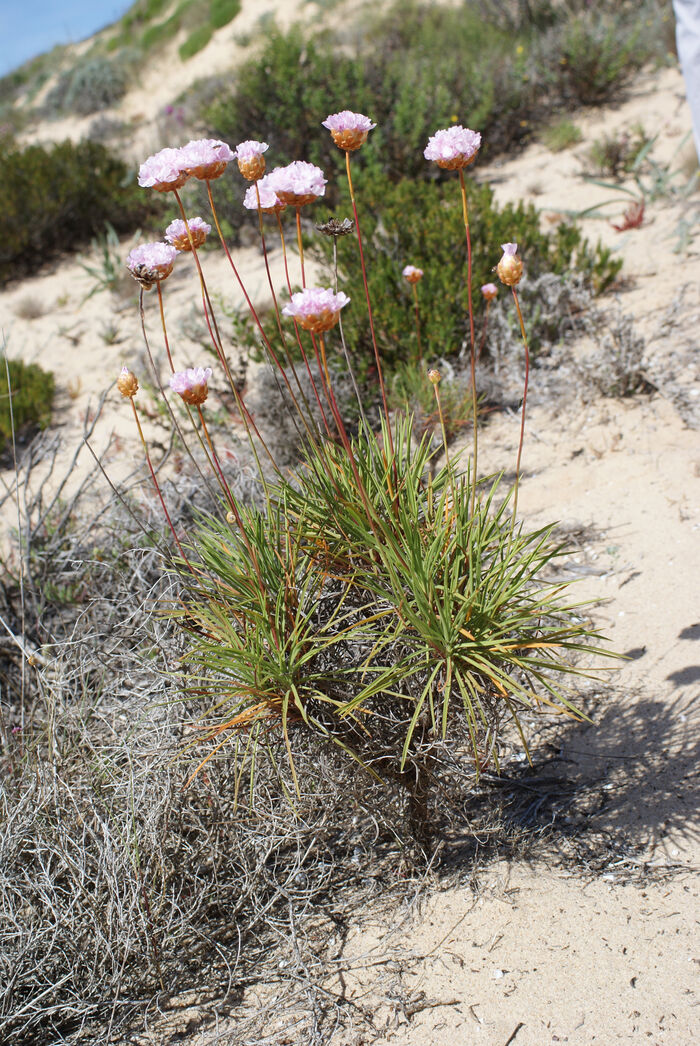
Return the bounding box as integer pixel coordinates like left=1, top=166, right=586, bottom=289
left=443, top=687, right=699, bottom=878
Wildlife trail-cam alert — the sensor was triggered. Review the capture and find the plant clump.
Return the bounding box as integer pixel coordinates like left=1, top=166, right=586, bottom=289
left=0, top=357, right=55, bottom=459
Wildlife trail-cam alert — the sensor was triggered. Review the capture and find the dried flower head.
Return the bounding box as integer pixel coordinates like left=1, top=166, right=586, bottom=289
left=322, top=111, right=376, bottom=151
left=117, top=366, right=138, bottom=398
left=165, top=217, right=211, bottom=252
left=179, top=138, right=235, bottom=181
left=138, top=147, right=189, bottom=192
left=243, top=179, right=286, bottom=214
left=169, top=366, right=213, bottom=406
left=497, top=242, right=523, bottom=287
left=234, top=140, right=269, bottom=181
left=424, top=125, right=481, bottom=170
left=266, top=161, right=327, bottom=207
left=282, top=287, right=350, bottom=333
left=427, top=369, right=441, bottom=385
left=315, top=217, right=355, bottom=237
left=402, top=265, right=424, bottom=284
left=126, top=242, right=178, bottom=289
left=481, top=282, right=498, bottom=301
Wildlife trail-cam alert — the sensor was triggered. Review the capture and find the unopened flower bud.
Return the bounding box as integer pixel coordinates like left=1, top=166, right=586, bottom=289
left=481, top=282, right=498, bottom=301
left=497, top=243, right=523, bottom=287
left=427, top=369, right=441, bottom=385
left=117, top=366, right=138, bottom=398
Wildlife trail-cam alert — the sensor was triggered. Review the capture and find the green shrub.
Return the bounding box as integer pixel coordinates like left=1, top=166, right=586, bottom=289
left=65, top=58, right=128, bottom=115
left=179, top=25, right=213, bottom=60
left=587, top=125, right=651, bottom=179
left=309, top=172, right=621, bottom=375
left=0, top=357, right=55, bottom=455
left=542, top=116, right=582, bottom=152
left=45, top=57, right=128, bottom=117
left=0, top=139, right=159, bottom=284
left=203, top=1, right=667, bottom=191
left=553, top=13, right=648, bottom=105
left=210, top=0, right=241, bottom=30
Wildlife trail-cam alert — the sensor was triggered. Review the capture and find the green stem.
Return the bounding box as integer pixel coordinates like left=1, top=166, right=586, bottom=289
left=458, top=167, right=478, bottom=518
left=510, top=287, right=530, bottom=535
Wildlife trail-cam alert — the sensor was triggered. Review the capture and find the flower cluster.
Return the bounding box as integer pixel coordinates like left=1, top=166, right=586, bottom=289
left=266, top=161, right=327, bottom=207
left=424, top=125, right=481, bottom=170
left=126, top=242, right=178, bottom=289
left=169, top=367, right=213, bottom=406
left=402, top=265, right=424, bottom=284
left=234, top=140, right=269, bottom=181
left=165, top=217, right=211, bottom=252
left=138, top=139, right=235, bottom=192
left=282, top=287, right=350, bottom=333
left=481, top=282, right=498, bottom=300
left=322, top=111, right=376, bottom=151
left=243, top=177, right=286, bottom=214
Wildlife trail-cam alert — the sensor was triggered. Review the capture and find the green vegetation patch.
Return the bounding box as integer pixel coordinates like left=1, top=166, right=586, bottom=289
left=0, top=358, right=55, bottom=455
left=310, top=173, right=621, bottom=375
left=179, top=25, right=213, bottom=61
left=0, top=139, right=160, bottom=284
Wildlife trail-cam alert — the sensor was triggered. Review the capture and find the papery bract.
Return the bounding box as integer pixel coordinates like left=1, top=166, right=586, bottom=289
left=497, top=242, right=523, bottom=286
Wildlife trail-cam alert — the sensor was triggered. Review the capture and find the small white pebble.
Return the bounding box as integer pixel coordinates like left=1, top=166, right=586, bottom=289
left=493, top=969, right=504, bottom=980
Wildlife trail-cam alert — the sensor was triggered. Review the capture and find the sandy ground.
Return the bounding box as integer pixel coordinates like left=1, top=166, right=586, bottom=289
left=1, top=22, right=699, bottom=1046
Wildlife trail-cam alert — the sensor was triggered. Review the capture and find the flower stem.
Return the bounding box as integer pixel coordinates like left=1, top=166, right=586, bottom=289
left=333, top=236, right=368, bottom=428
left=510, top=287, right=530, bottom=534
left=129, top=397, right=193, bottom=572
left=156, top=282, right=175, bottom=372
left=412, top=282, right=423, bottom=362
left=458, top=167, right=478, bottom=517
left=432, top=382, right=456, bottom=520
left=478, top=298, right=491, bottom=363
left=345, top=149, right=392, bottom=451
left=295, top=207, right=306, bottom=287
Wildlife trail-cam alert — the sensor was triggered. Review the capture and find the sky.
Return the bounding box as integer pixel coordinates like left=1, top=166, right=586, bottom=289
left=0, top=0, right=130, bottom=77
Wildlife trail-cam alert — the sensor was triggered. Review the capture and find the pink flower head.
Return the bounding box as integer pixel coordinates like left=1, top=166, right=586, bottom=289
left=126, top=242, right=178, bottom=289
left=424, top=125, right=481, bottom=170
left=282, top=286, right=350, bottom=333
left=169, top=366, right=213, bottom=406
left=138, top=147, right=189, bottom=192
left=165, top=216, right=211, bottom=252
left=481, top=282, right=498, bottom=300
left=234, top=140, right=269, bottom=180
left=322, top=111, right=376, bottom=151
left=266, top=161, right=327, bottom=207
left=243, top=180, right=286, bottom=214
left=179, top=138, right=235, bottom=181
left=402, top=265, right=423, bottom=284
left=497, top=242, right=523, bottom=287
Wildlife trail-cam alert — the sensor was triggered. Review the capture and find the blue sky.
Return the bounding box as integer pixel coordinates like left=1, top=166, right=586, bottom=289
left=0, top=1, right=130, bottom=77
